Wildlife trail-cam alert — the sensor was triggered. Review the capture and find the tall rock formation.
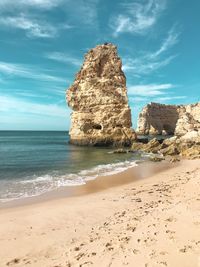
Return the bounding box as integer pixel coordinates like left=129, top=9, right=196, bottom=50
left=137, top=102, right=200, bottom=136
left=67, top=43, right=136, bottom=146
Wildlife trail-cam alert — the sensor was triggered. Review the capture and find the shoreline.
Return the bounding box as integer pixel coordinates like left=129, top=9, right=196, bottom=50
left=0, top=159, right=199, bottom=267
left=0, top=160, right=175, bottom=209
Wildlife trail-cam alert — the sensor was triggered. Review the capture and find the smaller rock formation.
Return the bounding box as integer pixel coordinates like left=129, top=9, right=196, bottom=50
left=137, top=103, right=180, bottom=135
left=67, top=43, right=136, bottom=146
left=132, top=138, right=161, bottom=154
left=175, top=103, right=200, bottom=136
left=137, top=102, right=200, bottom=136
left=132, top=102, right=200, bottom=160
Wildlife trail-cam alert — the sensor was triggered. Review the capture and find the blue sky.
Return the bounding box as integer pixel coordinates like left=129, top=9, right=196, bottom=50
left=0, top=0, right=199, bottom=130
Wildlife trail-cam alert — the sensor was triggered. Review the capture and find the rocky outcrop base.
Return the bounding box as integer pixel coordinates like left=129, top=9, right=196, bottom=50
left=69, top=128, right=136, bottom=147
left=131, top=130, right=200, bottom=160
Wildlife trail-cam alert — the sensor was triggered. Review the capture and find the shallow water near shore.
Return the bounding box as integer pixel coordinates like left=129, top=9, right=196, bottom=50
left=0, top=131, right=149, bottom=202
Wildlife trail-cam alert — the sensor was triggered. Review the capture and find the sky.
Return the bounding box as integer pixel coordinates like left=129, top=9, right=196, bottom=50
left=0, top=0, right=199, bottom=130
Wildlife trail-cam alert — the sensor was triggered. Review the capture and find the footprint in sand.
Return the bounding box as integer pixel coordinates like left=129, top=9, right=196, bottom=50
left=74, top=246, right=80, bottom=251
left=105, top=242, right=114, bottom=251
left=179, top=245, right=193, bottom=253
left=75, top=252, right=85, bottom=260
left=165, top=216, right=176, bottom=222
left=159, top=261, right=168, bottom=266
left=6, top=258, right=20, bottom=266
left=160, top=251, right=168, bottom=255
left=126, top=225, right=136, bottom=232
left=79, top=261, right=93, bottom=266
left=132, top=249, right=140, bottom=254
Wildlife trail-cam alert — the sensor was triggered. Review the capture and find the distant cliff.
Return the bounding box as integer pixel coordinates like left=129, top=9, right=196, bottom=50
left=137, top=102, right=200, bottom=136
left=67, top=43, right=136, bottom=146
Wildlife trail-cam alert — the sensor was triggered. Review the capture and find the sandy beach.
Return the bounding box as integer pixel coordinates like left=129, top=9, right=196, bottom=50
left=0, top=159, right=200, bottom=267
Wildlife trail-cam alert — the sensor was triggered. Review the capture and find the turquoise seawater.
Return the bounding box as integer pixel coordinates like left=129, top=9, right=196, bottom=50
left=0, top=131, right=148, bottom=202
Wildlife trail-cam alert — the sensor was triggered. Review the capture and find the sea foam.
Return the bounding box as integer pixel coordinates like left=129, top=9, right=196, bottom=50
left=0, top=159, right=139, bottom=202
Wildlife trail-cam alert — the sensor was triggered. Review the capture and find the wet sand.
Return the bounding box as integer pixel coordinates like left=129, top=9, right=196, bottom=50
left=0, top=159, right=200, bottom=267
left=0, top=160, right=173, bottom=209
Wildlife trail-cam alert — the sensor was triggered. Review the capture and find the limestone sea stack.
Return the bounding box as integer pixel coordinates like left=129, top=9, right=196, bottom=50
left=67, top=43, right=136, bottom=146
left=137, top=102, right=200, bottom=136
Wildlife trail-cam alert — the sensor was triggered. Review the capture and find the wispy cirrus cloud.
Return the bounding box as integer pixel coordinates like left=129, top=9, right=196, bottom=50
left=110, top=0, right=166, bottom=36
left=150, top=27, right=179, bottom=58
left=73, top=0, right=99, bottom=25
left=45, top=52, right=82, bottom=66
left=0, top=0, right=98, bottom=39
left=0, top=14, right=70, bottom=38
left=128, top=83, right=186, bottom=104
left=130, top=95, right=186, bottom=105
left=128, top=83, right=174, bottom=97
left=0, top=93, right=70, bottom=130
left=0, top=0, right=63, bottom=10
left=123, top=27, right=179, bottom=76
left=123, top=56, right=175, bottom=76
left=7, top=85, right=66, bottom=96
left=0, top=94, right=68, bottom=117
left=0, top=61, right=66, bottom=83
left=154, top=96, right=186, bottom=102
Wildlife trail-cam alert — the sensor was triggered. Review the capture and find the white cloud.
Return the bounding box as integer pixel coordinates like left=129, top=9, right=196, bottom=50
left=123, top=56, right=175, bottom=76
left=0, top=113, right=69, bottom=130
left=76, top=0, right=99, bottom=25
left=123, top=28, right=179, bottom=75
left=148, top=27, right=179, bottom=59
left=48, top=87, right=67, bottom=95
left=0, top=61, right=66, bottom=83
left=0, top=0, right=98, bottom=35
left=0, top=0, right=63, bottom=10
left=154, top=96, right=186, bottom=102
left=129, top=95, right=187, bottom=104
left=128, top=83, right=186, bottom=105
left=62, top=0, right=99, bottom=26
left=111, top=0, right=166, bottom=36
left=0, top=15, right=58, bottom=38
left=128, top=83, right=174, bottom=97
left=45, top=52, right=82, bottom=66
left=0, top=94, right=69, bottom=118
left=0, top=94, right=70, bottom=130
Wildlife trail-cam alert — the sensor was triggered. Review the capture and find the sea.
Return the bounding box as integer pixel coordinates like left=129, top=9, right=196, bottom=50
left=0, top=131, right=149, bottom=202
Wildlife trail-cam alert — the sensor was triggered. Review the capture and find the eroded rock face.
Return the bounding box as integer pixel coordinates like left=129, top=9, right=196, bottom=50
left=175, top=103, right=200, bottom=136
left=137, top=102, right=200, bottom=136
left=67, top=43, right=136, bottom=146
left=137, top=103, right=180, bottom=135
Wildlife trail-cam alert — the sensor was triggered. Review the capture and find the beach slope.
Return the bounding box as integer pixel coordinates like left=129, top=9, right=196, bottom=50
left=0, top=160, right=200, bottom=267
